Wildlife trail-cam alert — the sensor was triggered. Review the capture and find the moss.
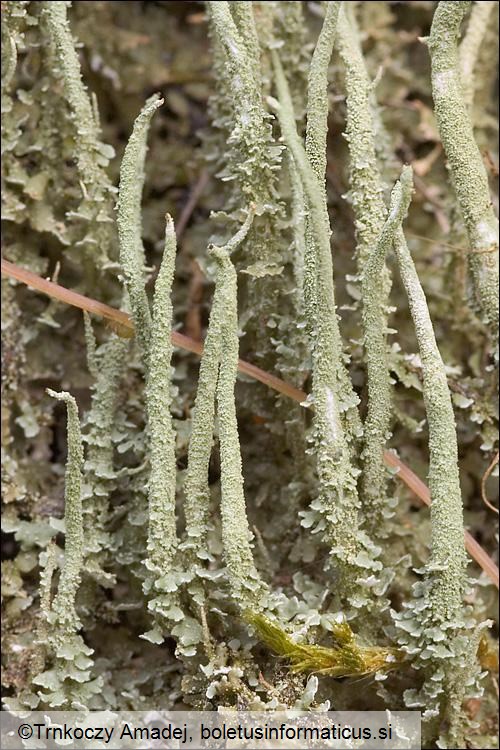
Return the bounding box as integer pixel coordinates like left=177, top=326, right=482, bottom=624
left=245, top=611, right=401, bottom=677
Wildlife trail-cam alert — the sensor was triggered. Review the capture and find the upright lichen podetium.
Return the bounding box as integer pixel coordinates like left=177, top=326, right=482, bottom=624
left=335, top=3, right=394, bottom=537
left=41, top=1, right=117, bottom=273
left=393, top=169, right=467, bottom=626
left=458, top=1, right=496, bottom=112
left=305, top=1, right=340, bottom=184
left=428, top=1, right=499, bottom=338
left=32, top=391, right=102, bottom=709
left=183, top=211, right=254, bottom=573
left=205, top=2, right=289, bottom=414
left=361, top=167, right=412, bottom=534
left=117, top=94, right=163, bottom=361
left=270, top=52, right=383, bottom=615
left=209, top=243, right=268, bottom=609
left=385, top=168, right=477, bottom=747
left=117, top=97, right=181, bottom=637
left=45, top=389, right=84, bottom=636
left=145, top=216, right=179, bottom=577
left=81, top=317, right=129, bottom=586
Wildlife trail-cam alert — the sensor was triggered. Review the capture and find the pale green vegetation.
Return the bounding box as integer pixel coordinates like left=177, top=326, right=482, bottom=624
left=1, top=2, right=498, bottom=748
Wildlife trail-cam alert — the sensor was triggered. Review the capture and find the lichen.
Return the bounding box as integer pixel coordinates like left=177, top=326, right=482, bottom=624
left=1, top=2, right=497, bottom=743
left=145, top=216, right=179, bottom=575
left=428, top=0, right=499, bottom=337
left=459, top=1, right=496, bottom=112
left=41, top=0, right=117, bottom=274
left=31, top=390, right=102, bottom=709
left=117, top=93, right=163, bottom=359
left=183, top=211, right=254, bottom=565
left=270, top=50, right=381, bottom=612
left=210, top=244, right=268, bottom=608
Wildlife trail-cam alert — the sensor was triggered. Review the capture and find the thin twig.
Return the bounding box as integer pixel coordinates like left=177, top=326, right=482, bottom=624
left=176, top=169, right=210, bottom=241
left=481, top=451, right=499, bottom=515
left=385, top=451, right=499, bottom=588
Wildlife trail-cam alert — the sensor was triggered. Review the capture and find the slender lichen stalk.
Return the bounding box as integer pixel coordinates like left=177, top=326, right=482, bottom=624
left=117, top=94, right=163, bottom=360
left=31, top=391, right=102, bottom=708
left=334, top=3, right=396, bottom=535
left=428, top=1, right=499, bottom=335
left=361, top=172, right=413, bottom=536
left=33, top=541, right=57, bottom=674
left=210, top=244, right=267, bottom=607
left=393, top=169, right=467, bottom=621
left=305, top=1, right=340, bottom=182
left=1, top=21, right=17, bottom=92
left=301, top=0, right=340, bottom=344
left=270, top=53, right=383, bottom=608
left=206, top=1, right=271, bottom=203
left=82, top=314, right=128, bottom=583
left=145, top=216, right=179, bottom=574
left=387, top=168, right=476, bottom=748
left=41, top=1, right=103, bottom=187
left=458, top=1, right=496, bottom=112
left=41, top=1, right=116, bottom=270
left=182, top=289, right=223, bottom=558
left=117, top=96, right=180, bottom=621
left=205, top=0, right=288, bottom=395
left=334, top=3, right=387, bottom=274
left=183, top=211, right=254, bottom=561
left=305, top=0, right=363, bottom=444
left=229, top=2, right=261, bottom=75
left=46, top=389, right=84, bottom=634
